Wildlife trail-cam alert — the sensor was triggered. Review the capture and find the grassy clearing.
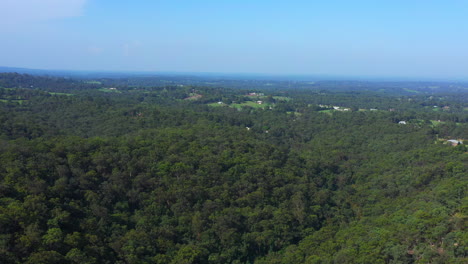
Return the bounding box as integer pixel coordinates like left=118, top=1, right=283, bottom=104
left=86, top=81, right=102, bottom=85
left=319, top=109, right=334, bottom=115
left=231, top=101, right=269, bottom=109
left=98, top=88, right=121, bottom=93
left=0, top=99, right=26, bottom=104
left=49, top=92, right=74, bottom=96
left=430, top=120, right=444, bottom=126
left=208, top=101, right=271, bottom=109
left=425, top=120, right=462, bottom=127
left=207, top=102, right=226, bottom=107
left=184, top=93, right=202, bottom=100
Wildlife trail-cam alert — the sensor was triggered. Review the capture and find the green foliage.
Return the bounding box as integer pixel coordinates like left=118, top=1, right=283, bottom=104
left=0, top=73, right=466, bottom=263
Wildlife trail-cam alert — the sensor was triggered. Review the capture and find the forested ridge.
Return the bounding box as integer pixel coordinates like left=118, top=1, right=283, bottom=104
left=0, top=73, right=467, bottom=263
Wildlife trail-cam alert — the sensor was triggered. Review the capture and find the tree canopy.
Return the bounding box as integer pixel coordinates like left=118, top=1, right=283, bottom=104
left=0, top=73, right=467, bottom=263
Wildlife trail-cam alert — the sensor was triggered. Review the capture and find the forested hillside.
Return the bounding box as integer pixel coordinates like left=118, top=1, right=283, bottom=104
left=0, top=74, right=466, bottom=263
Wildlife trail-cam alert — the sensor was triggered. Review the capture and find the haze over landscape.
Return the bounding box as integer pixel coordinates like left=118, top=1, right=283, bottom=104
left=2, top=0, right=468, bottom=80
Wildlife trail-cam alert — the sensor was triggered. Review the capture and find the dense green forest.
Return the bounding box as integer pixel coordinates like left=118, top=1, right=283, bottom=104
left=0, top=73, right=467, bottom=263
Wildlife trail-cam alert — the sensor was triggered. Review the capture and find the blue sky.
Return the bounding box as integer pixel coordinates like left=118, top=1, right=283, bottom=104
left=1, top=0, right=468, bottom=79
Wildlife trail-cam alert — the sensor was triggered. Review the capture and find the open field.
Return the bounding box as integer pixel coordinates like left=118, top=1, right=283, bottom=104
left=208, top=100, right=271, bottom=109
left=207, top=102, right=225, bottom=107
left=98, top=88, right=121, bottom=93
left=49, top=92, right=74, bottom=96
left=85, top=81, right=102, bottom=84
left=231, top=101, right=269, bottom=109
left=0, top=99, right=26, bottom=104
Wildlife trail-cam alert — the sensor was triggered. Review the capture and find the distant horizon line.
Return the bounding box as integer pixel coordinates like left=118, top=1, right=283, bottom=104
left=1, top=65, right=467, bottom=83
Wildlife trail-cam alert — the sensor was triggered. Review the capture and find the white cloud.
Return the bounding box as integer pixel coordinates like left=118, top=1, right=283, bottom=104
left=0, top=0, right=87, bottom=26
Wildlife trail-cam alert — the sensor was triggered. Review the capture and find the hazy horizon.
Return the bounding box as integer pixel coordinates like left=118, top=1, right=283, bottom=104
left=3, top=65, right=468, bottom=83
left=2, top=1, right=468, bottom=80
